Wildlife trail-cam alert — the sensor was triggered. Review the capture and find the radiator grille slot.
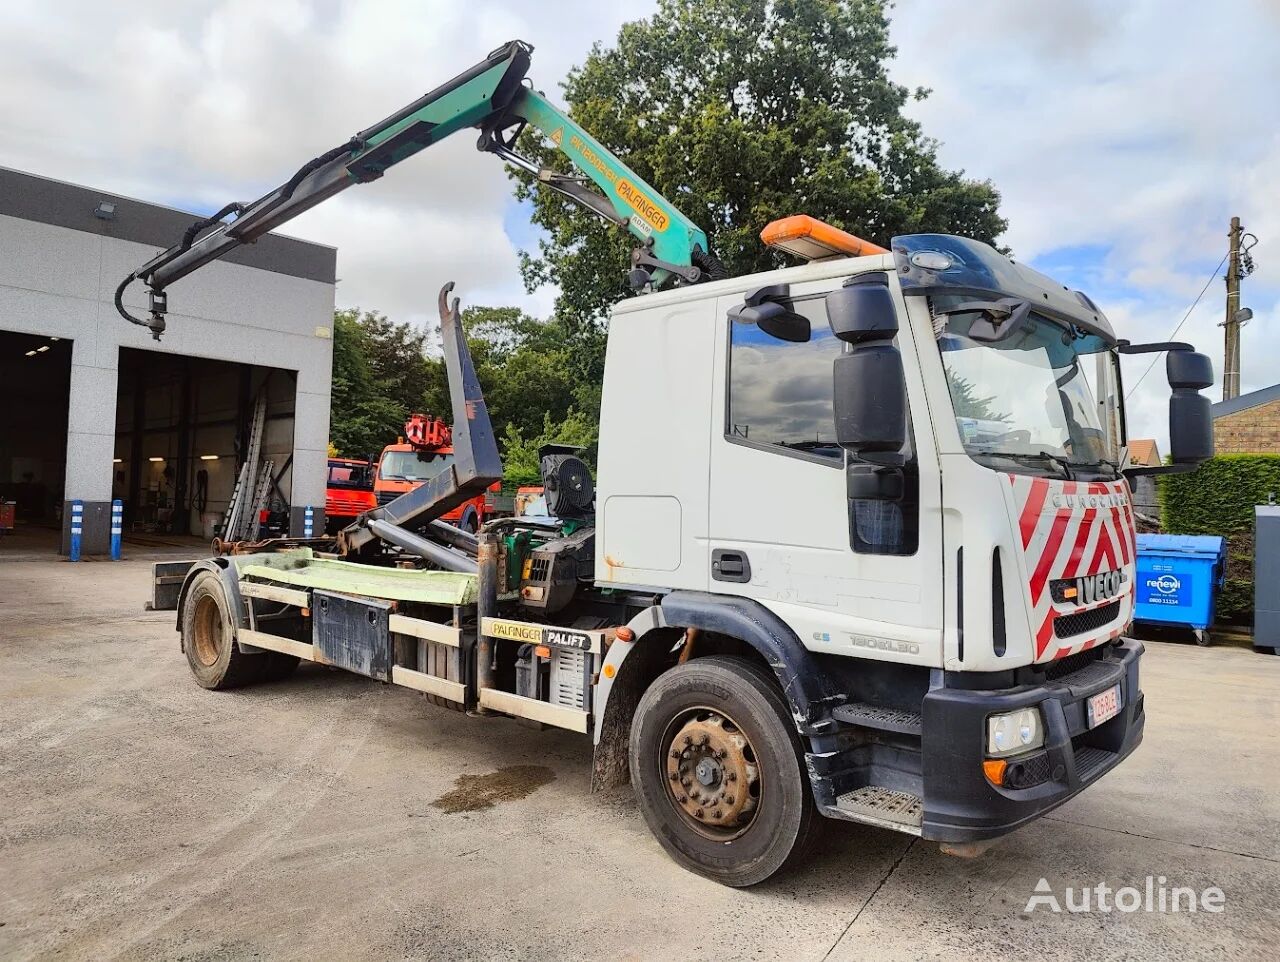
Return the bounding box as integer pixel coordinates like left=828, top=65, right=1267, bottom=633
left=1044, top=645, right=1106, bottom=680
left=1053, top=600, right=1121, bottom=640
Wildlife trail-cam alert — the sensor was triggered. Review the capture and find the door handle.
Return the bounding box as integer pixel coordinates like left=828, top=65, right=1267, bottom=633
left=712, top=549, right=751, bottom=583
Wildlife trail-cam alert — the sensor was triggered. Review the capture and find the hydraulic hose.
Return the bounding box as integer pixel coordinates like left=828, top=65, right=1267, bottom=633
left=692, top=248, right=730, bottom=281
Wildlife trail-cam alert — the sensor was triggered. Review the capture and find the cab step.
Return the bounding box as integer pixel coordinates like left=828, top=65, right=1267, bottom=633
left=830, top=786, right=923, bottom=835
left=830, top=702, right=923, bottom=736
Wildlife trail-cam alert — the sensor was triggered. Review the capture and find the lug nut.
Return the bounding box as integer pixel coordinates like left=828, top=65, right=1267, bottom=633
left=725, top=795, right=734, bottom=804
left=684, top=735, right=693, bottom=746
left=669, top=771, right=679, bottom=781
left=677, top=794, right=688, bottom=803
left=681, top=778, right=691, bottom=788
left=712, top=810, right=722, bottom=819
left=670, top=749, right=682, bottom=759
left=695, top=809, right=704, bottom=819
left=727, top=772, right=737, bottom=783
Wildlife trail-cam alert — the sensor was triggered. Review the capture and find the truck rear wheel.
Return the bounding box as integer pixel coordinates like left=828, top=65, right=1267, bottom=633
left=182, top=570, right=264, bottom=690
left=629, top=655, right=817, bottom=886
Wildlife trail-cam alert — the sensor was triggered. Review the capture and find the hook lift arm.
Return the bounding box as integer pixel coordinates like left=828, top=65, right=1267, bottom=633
left=116, top=39, right=723, bottom=339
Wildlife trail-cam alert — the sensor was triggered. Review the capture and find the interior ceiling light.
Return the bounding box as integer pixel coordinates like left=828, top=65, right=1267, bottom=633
left=36, top=345, right=50, bottom=352
left=199, top=454, right=219, bottom=460
left=25, top=350, right=37, bottom=356
left=148, top=457, right=165, bottom=462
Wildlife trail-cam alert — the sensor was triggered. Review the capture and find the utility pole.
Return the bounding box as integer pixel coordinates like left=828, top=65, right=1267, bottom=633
left=1223, top=216, right=1242, bottom=401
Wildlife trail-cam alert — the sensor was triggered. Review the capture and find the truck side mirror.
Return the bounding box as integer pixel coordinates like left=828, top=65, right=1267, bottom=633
left=1168, top=350, right=1214, bottom=465
left=826, top=275, right=899, bottom=342
left=728, top=283, right=810, bottom=343
left=1119, top=341, right=1215, bottom=477
left=833, top=350, right=907, bottom=465
left=828, top=275, right=906, bottom=469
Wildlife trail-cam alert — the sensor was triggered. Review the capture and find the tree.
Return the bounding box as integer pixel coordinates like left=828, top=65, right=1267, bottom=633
left=513, top=0, right=1006, bottom=328
left=329, top=309, right=430, bottom=458
left=422, top=305, right=602, bottom=460
left=500, top=410, right=600, bottom=487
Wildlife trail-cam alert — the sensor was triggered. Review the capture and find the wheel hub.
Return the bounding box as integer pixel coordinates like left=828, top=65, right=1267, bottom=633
left=665, top=713, right=758, bottom=829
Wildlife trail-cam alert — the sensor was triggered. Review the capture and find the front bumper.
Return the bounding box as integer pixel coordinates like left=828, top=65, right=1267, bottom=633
left=920, top=638, right=1144, bottom=842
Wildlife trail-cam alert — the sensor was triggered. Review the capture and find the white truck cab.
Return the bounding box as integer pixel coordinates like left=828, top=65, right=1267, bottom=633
left=593, top=231, right=1214, bottom=866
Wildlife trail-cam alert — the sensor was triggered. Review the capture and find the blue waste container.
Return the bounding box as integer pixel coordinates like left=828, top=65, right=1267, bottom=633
left=1134, top=534, right=1227, bottom=645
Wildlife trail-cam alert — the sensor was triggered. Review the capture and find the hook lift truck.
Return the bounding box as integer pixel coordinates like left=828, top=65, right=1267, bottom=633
left=123, top=40, right=1217, bottom=886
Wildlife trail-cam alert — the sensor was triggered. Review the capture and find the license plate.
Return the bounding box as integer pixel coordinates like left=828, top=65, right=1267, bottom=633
left=1087, top=684, right=1122, bottom=728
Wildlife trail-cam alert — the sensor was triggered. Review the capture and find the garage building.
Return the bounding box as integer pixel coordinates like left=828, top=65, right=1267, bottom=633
left=0, top=166, right=336, bottom=554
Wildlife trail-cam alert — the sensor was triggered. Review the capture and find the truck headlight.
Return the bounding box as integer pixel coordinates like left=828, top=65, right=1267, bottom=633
left=987, top=708, right=1044, bottom=758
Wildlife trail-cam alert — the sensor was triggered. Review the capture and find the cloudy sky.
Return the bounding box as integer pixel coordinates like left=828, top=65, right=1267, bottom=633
left=2, top=0, right=1275, bottom=448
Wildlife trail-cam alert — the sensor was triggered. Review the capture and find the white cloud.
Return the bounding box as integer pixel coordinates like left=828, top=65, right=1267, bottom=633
left=890, top=0, right=1280, bottom=447
left=0, top=0, right=659, bottom=332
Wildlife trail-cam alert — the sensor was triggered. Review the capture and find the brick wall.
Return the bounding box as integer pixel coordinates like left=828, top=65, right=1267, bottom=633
left=1215, top=399, right=1280, bottom=453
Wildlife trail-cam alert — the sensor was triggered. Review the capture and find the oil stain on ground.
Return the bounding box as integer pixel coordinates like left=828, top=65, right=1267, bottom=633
left=431, top=765, right=556, bottom=814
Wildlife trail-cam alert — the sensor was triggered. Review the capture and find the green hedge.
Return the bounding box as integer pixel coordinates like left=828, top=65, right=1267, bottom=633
left=1159, top=455, right=1280, bottom=621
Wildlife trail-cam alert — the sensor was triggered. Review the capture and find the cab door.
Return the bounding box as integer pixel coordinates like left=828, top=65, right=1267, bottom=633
left=706, top=274, right=944, bottom=668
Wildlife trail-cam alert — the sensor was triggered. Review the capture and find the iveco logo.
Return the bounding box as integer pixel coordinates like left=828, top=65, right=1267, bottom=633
left=1076, top=569, right=1126, bottom=605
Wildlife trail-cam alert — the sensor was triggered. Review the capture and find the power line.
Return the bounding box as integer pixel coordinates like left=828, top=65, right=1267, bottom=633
left=1125, top=251, right=1229, bottom=399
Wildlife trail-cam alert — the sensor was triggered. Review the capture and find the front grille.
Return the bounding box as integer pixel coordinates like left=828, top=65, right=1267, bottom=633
left=377, top=490, right=398, bottom=506
left=1044, top=645, right=1106, bottom=681
left=1053, top=600, right=1121, bottom=640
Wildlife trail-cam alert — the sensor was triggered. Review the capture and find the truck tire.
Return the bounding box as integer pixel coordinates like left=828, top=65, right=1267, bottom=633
left=629, top=655, right=818, bottom=886
left=181, top=570, right=264, bottom=690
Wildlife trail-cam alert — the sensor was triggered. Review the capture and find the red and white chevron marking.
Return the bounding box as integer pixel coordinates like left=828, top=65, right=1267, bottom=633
left=1004, top=475, right=1136, bottom=662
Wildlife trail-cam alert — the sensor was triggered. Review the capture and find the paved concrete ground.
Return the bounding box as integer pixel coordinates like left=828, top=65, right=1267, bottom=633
left=2, top=547, right=1278, bottom=961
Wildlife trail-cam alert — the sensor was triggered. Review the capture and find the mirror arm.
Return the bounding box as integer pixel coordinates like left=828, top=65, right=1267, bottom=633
left=1116, top=340, right=1195, bottom=354
left=1123, top=463, right=1198, bottom=479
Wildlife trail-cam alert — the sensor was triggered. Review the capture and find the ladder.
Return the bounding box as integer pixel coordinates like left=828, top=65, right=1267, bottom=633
left=243, top=460, right=275, bottom=540
left=221, top=391, right=268, bottom=541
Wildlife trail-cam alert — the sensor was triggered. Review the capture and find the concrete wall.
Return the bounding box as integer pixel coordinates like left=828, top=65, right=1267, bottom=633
left=0, top=168, right=337, bottom=553
left=1216, top=400, right=1280, bottom=454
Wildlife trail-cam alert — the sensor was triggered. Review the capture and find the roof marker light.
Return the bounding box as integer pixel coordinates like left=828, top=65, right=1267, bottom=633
left=761, top=215, right=889, bottom=261
left=909, top=250, right=954, bottom=271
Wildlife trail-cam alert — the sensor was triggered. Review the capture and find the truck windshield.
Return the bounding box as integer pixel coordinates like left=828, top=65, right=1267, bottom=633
left=932, top=296, right=1122, bottom=476
left=380, top=450, right=454, bottom=482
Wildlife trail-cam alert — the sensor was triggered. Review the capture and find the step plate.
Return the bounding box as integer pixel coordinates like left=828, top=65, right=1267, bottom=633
left=834, top=787, right=923, bottom=834
left=831, top=703, right=923, bottom=736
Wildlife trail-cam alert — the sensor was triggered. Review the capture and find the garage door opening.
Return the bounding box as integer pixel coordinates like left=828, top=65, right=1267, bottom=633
left=0, top=332, right=72, bottom=533
left=114, top=349, right=296, bottom=544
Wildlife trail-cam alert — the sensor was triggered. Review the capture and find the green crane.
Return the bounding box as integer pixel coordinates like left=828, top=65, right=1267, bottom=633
left=116, top=40, right=722, bottom=338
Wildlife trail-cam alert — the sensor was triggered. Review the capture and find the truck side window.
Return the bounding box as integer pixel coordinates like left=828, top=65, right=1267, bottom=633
left=726, top=297, right=843, bottom=463
left=727, top=295, right=919, bottom=555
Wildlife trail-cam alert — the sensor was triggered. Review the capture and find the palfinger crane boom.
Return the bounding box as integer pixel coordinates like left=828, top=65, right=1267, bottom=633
left=116, top=40, right=718, bottom=338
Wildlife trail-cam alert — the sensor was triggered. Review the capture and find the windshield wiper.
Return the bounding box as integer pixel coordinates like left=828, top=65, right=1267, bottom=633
left=975, top=449, right=1074, bottom=480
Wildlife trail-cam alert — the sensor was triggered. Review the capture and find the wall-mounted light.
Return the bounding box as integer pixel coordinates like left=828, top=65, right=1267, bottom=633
left=113, top=458, right=123, bottom=464
left=36, top=345, right=49, bottom=353
left=148, top=457, right=165, bottom=463
left=94, top=201, right=117, bottom=221
left=50, top=337, right=60, bottom=342
left=24, top=350, right=36, bottom=357
left=199, top=454, right=219, bottom=461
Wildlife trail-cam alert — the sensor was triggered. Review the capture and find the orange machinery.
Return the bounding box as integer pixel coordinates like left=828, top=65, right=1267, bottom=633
left=324, top=458, right=377, bottom=532
left=374, top=414, right=496, bottom=533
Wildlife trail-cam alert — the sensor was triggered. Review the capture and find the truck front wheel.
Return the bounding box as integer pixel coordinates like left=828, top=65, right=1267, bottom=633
left=629, top=655, right=817, bottom=886
left=182, top=570, right=265, bottom=690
